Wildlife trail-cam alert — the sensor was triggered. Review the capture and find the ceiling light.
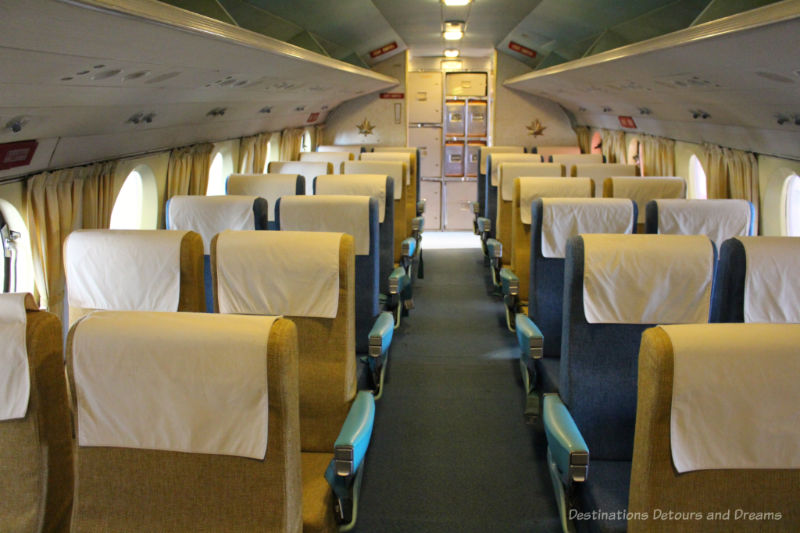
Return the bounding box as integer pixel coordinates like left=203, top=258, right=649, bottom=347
left=443, top=21, right=464, bottom=40
left=442, top=0, right=471, bottom=5
left=444, top=49, right=460, bottom=58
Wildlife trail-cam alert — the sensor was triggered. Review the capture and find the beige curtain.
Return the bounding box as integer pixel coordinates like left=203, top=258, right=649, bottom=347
left=600, top=129, right=627, bottom=164
left=574, top=126, right=591, bottom=154
left=237, top=132, right=272, bottom=174
left=166, top=143, right=213, bottom=200
left=640, top=135, right=675, bottom=176
left=279, top=128, right=303, bottom=161
left=703, top=143, right=760, bottom=230
left=26, top=161, right=117, bottom=321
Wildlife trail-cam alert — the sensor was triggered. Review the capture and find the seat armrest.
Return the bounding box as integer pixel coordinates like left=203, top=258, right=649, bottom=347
left=516, top=314, right=543, bottom=362
left=368, top=312, right=394, bottom=358
left=417, top=200, right=426, bottom=215
left=401, top=237, right=417, bottom=259
left=499, top=268, right=519, bottom=296
left=476, top=216, right=491, bottom=234
left=411, top=216, right=424, bottom=234
left=542, top=394, right=589, bottom=485
left=486, top=238, right=502, bottom=261
left=472, top=201, right=481, bottom=215
left=334, top=391, right=376, bottom=477
left=389, top=266, right=410, bottom=296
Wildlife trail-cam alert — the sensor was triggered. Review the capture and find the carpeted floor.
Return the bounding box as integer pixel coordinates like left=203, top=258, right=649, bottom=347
left=353, top=244, right=560, bottom=532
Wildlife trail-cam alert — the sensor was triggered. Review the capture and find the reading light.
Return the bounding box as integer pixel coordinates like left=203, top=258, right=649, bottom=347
left=444, top=49, right=460, bottom=58
left=442, top=0, right=471, bottom=5
left=443, top=21, right=464, bottom=40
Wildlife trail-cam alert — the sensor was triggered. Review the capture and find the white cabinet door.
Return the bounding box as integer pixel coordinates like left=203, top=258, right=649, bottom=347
left=444, top=181, right=476, bottom=230
left=420, top=180, right=441, bottom=231
left=408, top=126, right=441, bottom=178
left=407, top=72, right=442, bottom=124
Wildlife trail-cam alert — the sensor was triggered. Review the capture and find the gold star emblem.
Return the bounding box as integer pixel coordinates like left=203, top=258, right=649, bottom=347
left=527, top=119, right=546, bottom=137
left=356, top=118, right=375, bottom=136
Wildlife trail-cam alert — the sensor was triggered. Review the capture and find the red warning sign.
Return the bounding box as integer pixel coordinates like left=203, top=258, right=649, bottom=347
left=369, top=42, right=398, bottom=58
left=0, top=140, right=38, bottom=170
left=618, top=116, right=638, bottom=129
left=508, top=41, right=536, bottom=58
left=306, top=112, right=320, bottom=123
left=380, top=92, right=404, bottom=99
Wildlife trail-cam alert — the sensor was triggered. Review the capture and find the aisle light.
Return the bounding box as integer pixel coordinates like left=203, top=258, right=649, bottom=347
left=444, top=49, right=460, bottom=58
left=442, top=0, right=471, bottom=5
left=443, top=21, right=464, bottom=40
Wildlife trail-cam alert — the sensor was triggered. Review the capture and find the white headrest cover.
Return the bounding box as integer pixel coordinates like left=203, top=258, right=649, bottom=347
left=315, top=174, right=388, bottom=223
left=168, top=196, right=257, bottom=254
left=300, top=151, right=351, bottom=173
left=607, top=177, right=686, bottom=223
left=518, top=178, right=593, bottom=225
left=72, top=311, right=275, bottom=459
left=0, top=293, right=35, bottom=421
left=65, top=230, right=186, bottom=312
left=359, top=152, right=412, bottom=185
left=665, top=323, right=800, bottom=472
left=280, top=195, right=371, bottom=256
left=541, top=199, right=634, bottom=259
left=500, top=162, right=563, bottom=201
left=490, top=154, right=542, bottom=186
left=344, top=161, right=404, bottom=200
left=738, top=237, right=800, bottom=323
left=227, top=174, right=299, bottom=222
left=551, top=153, right=604, bottom=174
left=479, top=146, right=523, bottom=175
left=575, top=163, right=637, bottom=197
left=582, top=234, right=713, bottom=324
left=317, top=145, right=362, bottom=157
left=269, top=161, right=333, bottom=192
left=536, top=146, right=581, bottom=159
left=216, top=231, right=341, bottom=319
left=656, top=199, right=752, bottom=245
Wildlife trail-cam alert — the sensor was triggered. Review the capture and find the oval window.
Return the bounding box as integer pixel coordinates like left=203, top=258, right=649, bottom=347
left=110, top=170, right=144, bottom=229
left=784, top=174, right=800, bottom=236
left=687, top=155, right=707, bottom=200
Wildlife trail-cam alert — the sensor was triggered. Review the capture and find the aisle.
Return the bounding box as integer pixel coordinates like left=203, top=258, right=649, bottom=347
left=354, top=233, right=560, bottom=532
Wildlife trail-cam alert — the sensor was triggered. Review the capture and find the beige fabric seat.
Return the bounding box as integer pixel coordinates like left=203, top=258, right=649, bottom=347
left=63, top=230, right=205, bottom=326
left=535, top=145, right=581, bottom=161
left=211, top=231, right=367, bottom=533
left=0, top=293, right=72, bottom=533
left=603, top=176, right=686, bottom=232
left=268, top=161, right=334, bottom=192
left=495, top=162, right=563, bottom=265
left=300, top=151, right=353, bottom=174
left=552, top=153, right=604, bottom=176
left=629, top=324, right=800, bottom=532
left=317, top=145, right=363, bottom=158
left=66, top=311, right=302, bottom=532
left=361, top=150, right=416, bottom=237
left=574, top=163, right=638, bottom=196
left=226, top=173, right=305, bottom=225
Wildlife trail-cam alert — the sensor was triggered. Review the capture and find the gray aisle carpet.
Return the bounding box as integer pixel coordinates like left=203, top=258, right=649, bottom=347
left=353, top=246, right=560, bottom=532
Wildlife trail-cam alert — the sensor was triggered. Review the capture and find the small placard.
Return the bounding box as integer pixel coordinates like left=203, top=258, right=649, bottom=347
left=509, top=41, right=537, bottom=58
left=0, top=140, right=38, bottom=170
left=370, top=41, right=398, bottom=58
left=380, top=92, right=404, bottom=99
left=306, top=112, right=320, bottom=123
left=618, top=116, right=638, bottom=129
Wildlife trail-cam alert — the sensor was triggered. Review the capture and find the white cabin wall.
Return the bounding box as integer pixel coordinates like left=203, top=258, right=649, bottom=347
left=323, top=56, right=405, bottom=147
left=493, top=53, right=575, bottom=148
left=0, top=181, right=26, bottom=216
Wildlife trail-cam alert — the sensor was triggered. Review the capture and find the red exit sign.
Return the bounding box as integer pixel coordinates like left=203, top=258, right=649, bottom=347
left=0, top=140, right=38, bottom=170
left=508, top=41, right=536, bottom=58
left=306, top=112, right=320, bottom=123
left=618, top=116, right=638, bottom=129
left=380, top=92, right=404, bottom=99
left=369, top=41, right=398, bottom=58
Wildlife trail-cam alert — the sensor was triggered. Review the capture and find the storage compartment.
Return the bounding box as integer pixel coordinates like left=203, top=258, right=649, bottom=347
left=444, top=180, right=477, bottom=230
left=408, top=126, right=442, bottom=178
left=445, top=72, right=487, bottom=97
left=444, top=143, right=464, bottom=177
left=467, top=101, right=487, bottom=137
left=407, top=72, right=442, bottom=123
left=445, top=100, right=465, bottom=137
left=420, top=180, right=442, bottom=231
left=466, top=142, right=484, bottom=177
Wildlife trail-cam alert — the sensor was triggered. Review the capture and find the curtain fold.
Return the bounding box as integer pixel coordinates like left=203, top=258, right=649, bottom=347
left=237, top=133, right=272, bottom=174
left=574, top=126, right=591, bottom=154
left=166, top=143, right=213, bottom=200
left=26, top=161, right=117, bottom=321
left=600, top=129, right=627, bottom=164
left=703, top=143, right=760, bottom=231
left=641, top=135, right=675, bottom=176
left=279, top=128, right=303, bottom=161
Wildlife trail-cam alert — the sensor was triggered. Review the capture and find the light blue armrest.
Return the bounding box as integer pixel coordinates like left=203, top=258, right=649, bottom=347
left=334, top=391, right=376, bottom=477
left=476, top=216, right=491, bottom=234
left=486, top=238, right=502, bottom=261
left=411, top=216, right=424, bottom=233
left=500, top=267, right=519, bottom=296
left=516, top=314, right=543, bottom=363
left=368, top=312, right=394, bottom=357
left=389, top=266, right=410, bottom=296
left=417, top=200, right=426, bottom=216
left=401, top=237, right=416, bottom=258
left=542, top=394, right=589, bottom=485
